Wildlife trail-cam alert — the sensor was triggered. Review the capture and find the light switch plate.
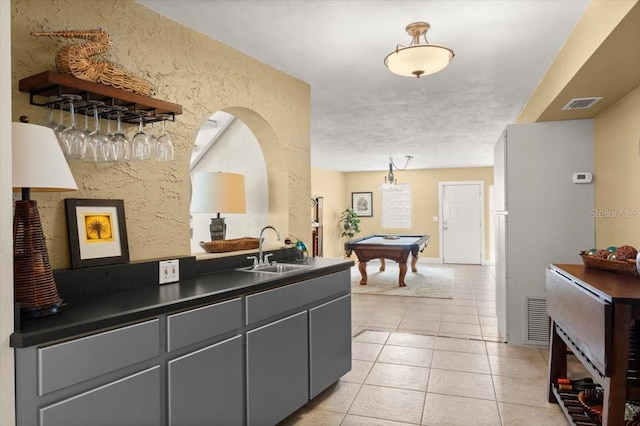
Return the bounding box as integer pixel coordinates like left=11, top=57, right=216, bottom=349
left=159, top=259, right=180, bottom=284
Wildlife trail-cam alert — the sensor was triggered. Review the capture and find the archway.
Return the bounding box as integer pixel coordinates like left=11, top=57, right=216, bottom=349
left=190, top=107, right=288, bottom=253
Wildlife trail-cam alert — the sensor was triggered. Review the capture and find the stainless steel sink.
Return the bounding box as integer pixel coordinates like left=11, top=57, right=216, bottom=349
left=237, top=263, right=311, bottom=274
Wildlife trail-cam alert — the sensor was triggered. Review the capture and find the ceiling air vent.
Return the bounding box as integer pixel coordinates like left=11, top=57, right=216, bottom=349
left=562, top=97, right=603, bottom=111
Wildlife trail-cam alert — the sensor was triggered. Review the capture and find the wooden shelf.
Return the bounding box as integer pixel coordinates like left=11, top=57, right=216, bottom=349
left=19, top=71, right=182, bottom=124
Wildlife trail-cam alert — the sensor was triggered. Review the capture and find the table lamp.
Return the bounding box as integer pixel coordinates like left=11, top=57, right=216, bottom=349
left=190, top=172, right=246, bottom=241
left=12, top=122, right=78, bottom=319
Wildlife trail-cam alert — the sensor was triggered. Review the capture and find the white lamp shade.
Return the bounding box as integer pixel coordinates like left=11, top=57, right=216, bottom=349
left=12, top=122, right=78, bottom=192
left=190, top=172, right=246, bottom=213
left=385, top=44, right=454, bottom=77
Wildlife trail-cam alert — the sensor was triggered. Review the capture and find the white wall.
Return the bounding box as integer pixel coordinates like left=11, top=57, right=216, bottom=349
left=0, top=1, right=15, bottom=423
left=190, top=117, right=269, bottom=253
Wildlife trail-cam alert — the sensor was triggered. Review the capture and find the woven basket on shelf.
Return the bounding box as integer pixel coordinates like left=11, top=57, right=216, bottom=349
left=200, top=237, right=260, bottom=253
left=581, top=255, right=639, bottom=276
left=31, top=29, right=155, bottom=96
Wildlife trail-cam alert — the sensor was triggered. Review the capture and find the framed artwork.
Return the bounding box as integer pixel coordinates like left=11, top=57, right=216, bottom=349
left=352, top=192, right=373, bottom=217
left=65, top=199, right=130, bottom=269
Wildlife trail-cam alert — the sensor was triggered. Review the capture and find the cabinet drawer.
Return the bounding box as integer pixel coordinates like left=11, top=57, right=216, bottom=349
left=38, top=319, right=159, bottom=395
left=40, top=366, right=160, bottom=426
left=167, top=298, right=241, bottom=351
left=546, top=268, right=611, bottom=375
left=246, top=270, right=350, bottom=324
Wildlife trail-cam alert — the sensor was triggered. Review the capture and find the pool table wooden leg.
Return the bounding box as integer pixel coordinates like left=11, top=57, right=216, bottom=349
left=398, top=262, right=408, bottom=287
left=358, top=261, right=368, bottom=285
left=411, top=255, right=418, bottom=273
left=379, top=258, right=385, bottom=272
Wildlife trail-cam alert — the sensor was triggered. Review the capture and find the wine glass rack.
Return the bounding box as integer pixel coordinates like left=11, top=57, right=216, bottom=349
left=19, top=71, right=182, bottom=124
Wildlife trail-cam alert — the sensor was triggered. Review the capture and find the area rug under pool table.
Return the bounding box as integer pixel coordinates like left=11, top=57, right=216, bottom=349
left=349, top=260, right=454, bottom=299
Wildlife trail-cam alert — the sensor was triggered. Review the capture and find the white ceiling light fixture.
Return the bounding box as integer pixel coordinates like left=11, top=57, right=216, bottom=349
left=378, top=156, right=413, bottom=191
left=384, top=21, right=455, bottom=78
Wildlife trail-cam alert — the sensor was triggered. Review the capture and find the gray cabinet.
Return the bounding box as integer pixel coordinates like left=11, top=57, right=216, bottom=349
left=167, top=298, right=243, bottom=425
left=168, top=335, right=243, bottom=426
left=245, top=270, right=349, bottom=325
left=246, top=311, right=309, bottom=426
left=39, top=366, right=161, bottom=426
left=167, top=297, right=241, bottom=351
left=38, top=320, right=159, bottom=395
left=309, top=294, right=351, bottom=398
left=16, top=269, right=351, bottom=426
left=16, top=320, right=161, bottom=426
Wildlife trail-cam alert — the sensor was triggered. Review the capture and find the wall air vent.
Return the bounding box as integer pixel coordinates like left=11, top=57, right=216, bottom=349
left=526, top=296, right=548, bottom=345
left=562, top=97, right=603, bottom=111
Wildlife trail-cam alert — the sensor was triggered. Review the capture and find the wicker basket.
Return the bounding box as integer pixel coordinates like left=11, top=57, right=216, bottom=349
left=581, top=254, right=639, bottom=276
left=32, top=29, right=155, bottom=96
left=13, top=200, right=64, bottom=317
left=578, top=389, right=640, bottom=425
left=200, top=237, right=260, bottom=253
left=578, top=388, right=604, bottom=423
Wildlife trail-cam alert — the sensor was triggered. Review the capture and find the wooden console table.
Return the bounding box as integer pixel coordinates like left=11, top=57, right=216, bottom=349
left=546, top=264, right=640, bottom=425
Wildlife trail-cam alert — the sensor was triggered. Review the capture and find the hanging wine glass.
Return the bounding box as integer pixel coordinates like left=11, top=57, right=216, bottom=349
left=48, top=96, right=66, bottom=148
left=156, top=115, right=174, bottom=162
left=60, top=94, right=85, bottom=160
left=80, top=101, right=94, bottom=140
left=73, top=100, right=91, bottom=160
left=83, top=101, right=107, bottom=162
left=130, top=111, right=151, bottom=161
left=147, top=121, right=159, bottom=160
left=104, top=108, right=114, bottom=138
left=108, top=108, right=130, bottom=162
left=47, top=100, right=57, bottom=129
left=47, top=96, right=63, bottom=129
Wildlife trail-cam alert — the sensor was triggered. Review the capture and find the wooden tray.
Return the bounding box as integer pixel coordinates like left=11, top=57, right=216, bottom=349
left=200, top=237, right=259, bottom=253
left=581, top=255, right=639, bottom=276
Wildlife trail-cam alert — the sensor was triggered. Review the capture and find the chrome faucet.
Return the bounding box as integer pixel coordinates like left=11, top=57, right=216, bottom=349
left=257, top=225, right=281, bottom=266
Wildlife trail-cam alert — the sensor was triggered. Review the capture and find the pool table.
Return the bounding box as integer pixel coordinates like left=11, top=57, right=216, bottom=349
left=345, top=235, right=430, bottom=287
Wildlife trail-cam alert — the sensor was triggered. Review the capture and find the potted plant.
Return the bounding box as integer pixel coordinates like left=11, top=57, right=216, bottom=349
left=340, top=208, right=360, bottom=258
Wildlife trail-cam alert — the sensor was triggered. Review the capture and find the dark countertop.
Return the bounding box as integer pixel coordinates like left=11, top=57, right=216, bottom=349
left=11, top=257, right=353, bottom=348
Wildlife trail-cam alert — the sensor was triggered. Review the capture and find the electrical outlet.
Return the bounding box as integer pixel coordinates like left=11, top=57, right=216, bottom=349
left=159, top=259, right=180, bottom=284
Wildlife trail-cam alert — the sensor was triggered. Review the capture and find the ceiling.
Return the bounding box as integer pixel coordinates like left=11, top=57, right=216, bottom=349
left=138, top=0, right=593, bottom=172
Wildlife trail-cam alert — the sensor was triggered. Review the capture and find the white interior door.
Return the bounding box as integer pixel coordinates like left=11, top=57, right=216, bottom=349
left=441, top=183, right=483, bottom=264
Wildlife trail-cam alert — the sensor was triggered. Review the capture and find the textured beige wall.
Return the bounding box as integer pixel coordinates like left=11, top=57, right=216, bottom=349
left=11, top=0, right=311, bottom=268
left=343, top=167, right=494, bottom=260
left=594, top=86, right=640, bottom=248
left=311, top=167, right=347, bottom=258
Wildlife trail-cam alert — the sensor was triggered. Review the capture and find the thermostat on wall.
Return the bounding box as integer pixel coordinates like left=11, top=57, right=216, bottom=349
left=572, top=172, right=593, bottom=183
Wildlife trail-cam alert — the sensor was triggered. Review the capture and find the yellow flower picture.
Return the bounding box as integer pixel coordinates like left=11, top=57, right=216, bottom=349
left=83, top=213, right=114, bottom=242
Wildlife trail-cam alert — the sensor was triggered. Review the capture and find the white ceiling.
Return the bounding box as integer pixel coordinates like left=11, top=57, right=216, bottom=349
left=138, top=0, right=589, bottom=172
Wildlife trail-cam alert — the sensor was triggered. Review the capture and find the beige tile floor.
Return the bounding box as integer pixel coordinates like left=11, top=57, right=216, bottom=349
left=281, top=264, right=586, bottom=425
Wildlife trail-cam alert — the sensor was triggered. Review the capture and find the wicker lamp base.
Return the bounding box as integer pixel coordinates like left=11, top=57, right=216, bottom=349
left=13, top=200, right=64, bottom=319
